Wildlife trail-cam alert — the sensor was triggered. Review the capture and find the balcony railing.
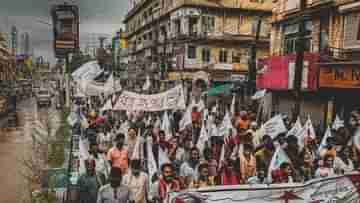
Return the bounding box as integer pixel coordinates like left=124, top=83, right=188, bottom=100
left=321, top=46, right=360, bottom=61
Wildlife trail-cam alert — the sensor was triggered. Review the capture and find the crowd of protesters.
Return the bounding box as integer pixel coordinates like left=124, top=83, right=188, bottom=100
left=72, top=94, right=360, bottom=203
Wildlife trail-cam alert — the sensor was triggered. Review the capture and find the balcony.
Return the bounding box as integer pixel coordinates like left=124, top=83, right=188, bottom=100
left=321, top=46, right=360, bottom=61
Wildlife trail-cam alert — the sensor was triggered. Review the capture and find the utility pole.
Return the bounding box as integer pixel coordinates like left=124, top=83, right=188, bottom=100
left=293, top=0, right=307, bottom=119
left=65, top=54, right=70, bottom=108
left=248, top=16, right=262, bottom=95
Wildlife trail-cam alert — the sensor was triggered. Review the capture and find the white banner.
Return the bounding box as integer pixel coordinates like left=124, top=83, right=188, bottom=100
left=169, top=173, right=360, bottom=203
left=72, top=61, right=103, bottom=81
left=262, top=115, right=287, bottom=139
left=114, top=85, right=186, bottom=112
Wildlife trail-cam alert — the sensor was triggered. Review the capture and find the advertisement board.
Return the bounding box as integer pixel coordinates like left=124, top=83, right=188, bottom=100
left=51, top=4, right=79, bottom=58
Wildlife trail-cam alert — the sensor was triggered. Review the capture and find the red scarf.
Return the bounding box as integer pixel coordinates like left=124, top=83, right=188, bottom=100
left=159, top=178, right=180, bottom=201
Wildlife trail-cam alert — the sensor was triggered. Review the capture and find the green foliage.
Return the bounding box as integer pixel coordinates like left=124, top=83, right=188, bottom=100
left=48, top=108, right=71, bottom=168
left=32, top=190, right=58, bottom=203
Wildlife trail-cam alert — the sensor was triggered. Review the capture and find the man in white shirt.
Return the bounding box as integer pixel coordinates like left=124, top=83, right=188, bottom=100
left=122, top=160, right=148, bottom=203
left=97, top=167, right=134, bottom=203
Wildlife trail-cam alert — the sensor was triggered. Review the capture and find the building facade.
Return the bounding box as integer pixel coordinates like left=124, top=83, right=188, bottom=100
left=123, top=0, right=273, bottom=85
left=0, top=32, right=15, bottom=81
left=258, top=0, right=360, bottom=127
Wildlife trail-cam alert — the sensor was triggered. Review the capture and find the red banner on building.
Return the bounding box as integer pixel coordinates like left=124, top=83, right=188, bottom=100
left=256, top=53, right=320, bottom=91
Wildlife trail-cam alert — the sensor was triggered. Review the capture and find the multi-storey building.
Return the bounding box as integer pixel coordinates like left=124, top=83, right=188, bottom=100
left=258, top=0, right=360, bottom=126
left=0, top=32, right=15, bottom=81
left=123, top=0, right=273, bottom=86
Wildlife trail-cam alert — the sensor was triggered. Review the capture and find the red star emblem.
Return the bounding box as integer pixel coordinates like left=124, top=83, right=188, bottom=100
left=275, top=191, right=303, bottom=203
left=348, top=174, right=360, bottom=193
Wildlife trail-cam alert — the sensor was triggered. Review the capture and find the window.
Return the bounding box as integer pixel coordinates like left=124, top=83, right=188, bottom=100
left=320, top=17, right=329, bottom=51
left=232, top=50, right=241, bottom=63
left=189, top=17, right=198, bottom=36
left=233, top=49, right=249, bottom=63
left=251, top=19, right=261, bottom=35
left=202, top=48, right=211, bottom=62
left=283, top=21, right=313, bottom=54
left=202, top=16, right=215, bottom=34
left=285, top=0, right=300, bottom=11
left=344, top=13, right=360, bottom=48
left=219, top=49, right=228, bottom=63
left=188, top=46, right=197, bottom=59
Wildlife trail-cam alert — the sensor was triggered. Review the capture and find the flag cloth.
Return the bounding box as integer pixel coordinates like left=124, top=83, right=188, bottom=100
left=212, top=101, right=218, bottom=113
left=100, top=98, right=113, bottom=113
left=318, top=126, right=332, bottom=154
left=286, top=117, right=302, bottom=137
left=219, top=111, right=232, bottom=138
left=146, top=137, right=158, bottom=177
left=332, top=115, right=344, bottom=130
left=197, top=120, right=209, bottom=157
left=142, top=75, right=151, bottom=91
left=154, top=117, right=161, bottom=128
left=189, top=98, right=205, bottom=112
left=230, top=95, right=236, bottom=116
left=67, top=112, right=79, bottom=127
left=79, top=137, right=91, bottom=175
left=295, top=116, right=316, bottom=150
left=131, top=130, right=143, bottom=160
left=267, top=147, right=291, bottom=183
left=119, top=120, right=130, bottom=135
left=146, top=137, right=158, bottom=200
left=218, top=144, right=225, bottom=170
left=161, top=111, right=172, bottom=141
left=158, top=147, right=171, bottom=168
left=179, top=105, right=192, bottom=131
left=103, top=74, right=115, bottom=96
left=261, top=115, right=287, bottom=139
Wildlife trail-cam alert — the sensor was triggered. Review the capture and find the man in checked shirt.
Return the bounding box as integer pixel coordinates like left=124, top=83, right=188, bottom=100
left=97, top=167, right=135, bottom=203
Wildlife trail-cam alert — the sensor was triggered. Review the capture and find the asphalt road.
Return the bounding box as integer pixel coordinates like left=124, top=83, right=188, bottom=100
left=0, top=97, right=58, bottom=203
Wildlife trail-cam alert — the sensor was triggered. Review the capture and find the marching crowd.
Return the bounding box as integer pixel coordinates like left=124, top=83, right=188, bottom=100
left=71, top=94, right=360, bottom=203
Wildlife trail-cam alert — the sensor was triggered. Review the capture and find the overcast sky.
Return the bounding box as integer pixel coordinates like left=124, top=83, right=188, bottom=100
left=0, top=0, right=130, bottom=63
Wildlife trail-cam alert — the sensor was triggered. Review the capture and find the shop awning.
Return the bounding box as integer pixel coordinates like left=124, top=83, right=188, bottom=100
left=206, top=84, right=232, bottom=97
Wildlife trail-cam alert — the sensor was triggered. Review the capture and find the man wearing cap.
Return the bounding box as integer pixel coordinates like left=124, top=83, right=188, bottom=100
left=107, top=133, right=129, bottom=175
left=97, top=167, right=134, bottom=203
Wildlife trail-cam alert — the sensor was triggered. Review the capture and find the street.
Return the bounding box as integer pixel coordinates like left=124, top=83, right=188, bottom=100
left=2, top=0, right=360, bottom=203
left=0, top=97, right=58, bottom=203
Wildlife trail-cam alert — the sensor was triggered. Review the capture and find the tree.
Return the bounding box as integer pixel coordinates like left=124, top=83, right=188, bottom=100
left=20, top=108, right=70, bottom=203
